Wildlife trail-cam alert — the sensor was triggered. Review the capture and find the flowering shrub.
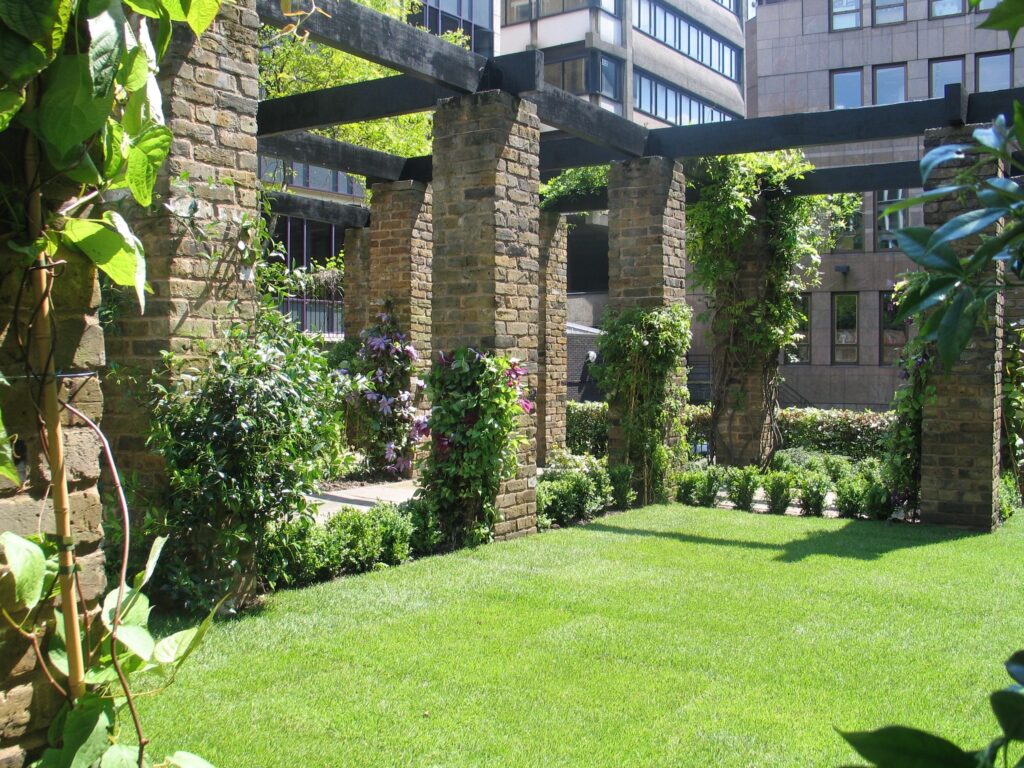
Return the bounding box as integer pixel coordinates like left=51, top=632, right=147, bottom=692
left=414, top=348, right=532, bottom=551
left=339, top=307, right=425, bottom=476
left=777, top=407, right=894, bottom=460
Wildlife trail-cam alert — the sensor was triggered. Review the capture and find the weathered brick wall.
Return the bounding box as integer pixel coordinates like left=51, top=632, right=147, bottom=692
left=0, top=257, right=106, bottom=767
left=104, top=1, right=260, bottom=489
left=709, top=207, right=779, bottom=468
left=342, top=227, right=370, bottom=340
left=432, top=90, right=540, bottom=539
left=537, top=212, right=568, bottom=466
left=919, top=125, right=1002, bottom=529
left=605, top=157, right=688, bottom=472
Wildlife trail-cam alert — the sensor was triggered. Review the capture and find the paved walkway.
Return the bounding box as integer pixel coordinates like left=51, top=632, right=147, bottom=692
left=308, top=479, right=417, bottom=520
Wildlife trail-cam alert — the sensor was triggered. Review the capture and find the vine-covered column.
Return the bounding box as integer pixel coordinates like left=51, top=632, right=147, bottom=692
left=538, top=211, right=568, bottom=466
left=430, top=90, right=541, bottom=540
left=605, top=156, right=688, bottom=487
left=919, top=126, right=1003, bottom=530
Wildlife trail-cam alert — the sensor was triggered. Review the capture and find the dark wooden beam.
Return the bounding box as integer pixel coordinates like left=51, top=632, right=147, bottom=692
left=525, top=85, right=647, bottom=157
left=267, top=192, right=370, bottom=228
left=539, top=134, right=630, bottom=172
left=967, top=86, right=1024, bottom=124
left=258, top=133, right=408, bottom=181
left=256, top=0, right=485, bottom=91
left=786, top=161, right=922, bottom=196
left=258, top=76, right=459, bottom=136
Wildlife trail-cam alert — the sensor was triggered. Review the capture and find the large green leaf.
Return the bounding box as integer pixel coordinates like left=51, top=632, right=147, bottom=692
left=153, top=627, right=198, bottom=664
left=186, top=0, right=220, bottom=34
left=0, top=532, right=46, bottom=609
left=937, top=290, right=981, bottom=369
left=929, top=208, right=1009, bottom=248
left=99, top=745, right=140, bottom=768
left=992, top=688, right=1024, bottom=740
left=123, top=0, right=162, bottom=16
left=0, top=387, right=19, bottom=484
left=0, top=88, right=24, bottom=131
left=102, top=119, right=127, bottom=180
left=979, top=0, right=1024, bottom=43
left=920, top=144, right=971, bottom=183
left=166, top=752, right=215, bottom=768
left=162, top=0, right=189, bottom=21
left=59, top=693, right=114, bottom=768
left=62, top=214, right=147, bottom=312
left=0, top=24, right=50, bottom=85
left=895, top=227, right=961, bottom=273
left=894, top=275, right=958, bottom=322
left=101, top=584, right=150, bottom=629
left=1007, top=651, right=1024, bottom=686
left=86, top=0, right=126, bottom=97
left=841, top=726, right=976, bottom=768
left=127, top=123, right=172, bottom=206
left=112, top=624, right=155, bottom=661
left=36, top=54, right=114, bottom=158
left=0, top=0, right=61, bottom=42
left=134, top=535, right=166, bottom=590
left=121, top=46, right=151, bottom=93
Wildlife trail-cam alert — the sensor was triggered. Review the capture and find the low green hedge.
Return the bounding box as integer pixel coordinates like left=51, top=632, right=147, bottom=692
left=566, top=401, right=609, bottom=457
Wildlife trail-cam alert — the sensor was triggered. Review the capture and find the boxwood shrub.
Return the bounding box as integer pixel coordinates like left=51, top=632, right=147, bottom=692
left=566, top=400, right=609, bottom=457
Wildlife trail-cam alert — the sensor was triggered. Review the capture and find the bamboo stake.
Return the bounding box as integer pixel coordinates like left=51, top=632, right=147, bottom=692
left=23, top=83, right=86, bottom=702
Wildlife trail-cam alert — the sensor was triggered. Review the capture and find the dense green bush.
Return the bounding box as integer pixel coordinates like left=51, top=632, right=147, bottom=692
left=796, top=471, right=831, bottom=517
left=763, top=471, right=794, bottom=515
left=1000, top=473, right=1022, bottom=521
left=777, top=407, right=893, bottom=461
left=675, top=470, right=702, bottom=506
left=536, top=451, right=614, bottom=526
left=770, top=448, right=827, bottom=476
left=566, top=400, right=609, bottom=456
left=146, top=293, right=352, bottom=610
left=683, top=403, right=711, bottom=449
left=725, top=466, right=761, bottom=512
left=608, top=464, right=638, bottom=509
left=834, top=475, right=864, bottom=519
left=822, top=454, right=854, bottom=483
left=694, top=466, right=723, bottom=508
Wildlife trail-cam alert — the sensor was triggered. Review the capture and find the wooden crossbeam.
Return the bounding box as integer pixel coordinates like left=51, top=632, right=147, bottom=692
left=785, top=161, right=923, bottom=196
left=266, top=191, right=370, bottom=227
left=526, top=85, right=647, bottom=156
left=258, top=133, right=408, bottom=181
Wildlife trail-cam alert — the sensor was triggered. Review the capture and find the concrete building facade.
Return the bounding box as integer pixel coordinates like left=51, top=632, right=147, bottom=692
left=743, top=0, right=1020, bottom=409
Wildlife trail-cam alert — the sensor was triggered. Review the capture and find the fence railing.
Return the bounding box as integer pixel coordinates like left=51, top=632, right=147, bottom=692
left=280, top=297, right=345, bottom=337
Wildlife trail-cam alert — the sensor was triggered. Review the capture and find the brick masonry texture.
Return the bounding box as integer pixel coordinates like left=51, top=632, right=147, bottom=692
left=342, top=227, right=370, bottom=341
left=537, top=212, right=568, bottom=466
left=0, top=254, right=105, bottom=765
left=431, top=91, right=540, bottom=539
left=710, top=203, right=779, bottom=468
left=104, top=1, right=259, bottom=491
left=605, top=157, right=688, bottom=468
left=919, top=125, right=1002, bottom=530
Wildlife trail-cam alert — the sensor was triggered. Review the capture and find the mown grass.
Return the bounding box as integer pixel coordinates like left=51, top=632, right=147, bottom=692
left=139, top=505, right=1024, bottom=767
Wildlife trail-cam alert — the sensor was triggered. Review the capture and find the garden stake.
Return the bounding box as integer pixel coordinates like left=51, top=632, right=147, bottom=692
left=24, top=83, right=86, bottom=701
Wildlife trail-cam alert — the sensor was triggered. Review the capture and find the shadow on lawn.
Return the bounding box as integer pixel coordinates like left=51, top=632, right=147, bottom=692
left=582, top=517, right=986, bottom=563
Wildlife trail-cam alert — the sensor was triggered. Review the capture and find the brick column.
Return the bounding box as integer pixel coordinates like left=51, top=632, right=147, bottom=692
left=432, top=90, right=540, bottom=539
left=342, top=227, right=370, bottom=340
left=537, top=211, right=567, bottom=466
left=104, top=2, right=260, bottom=489
left=919, top=125, right=1003, bottom=530
left=710, top=203, right=778, bottom=468
left=605, top=156, right=687, bottom=472
left=0, top=257, right=106, bottom=766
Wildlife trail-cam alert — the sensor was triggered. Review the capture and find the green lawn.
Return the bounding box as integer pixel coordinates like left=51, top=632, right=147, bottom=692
left=140, top=506, right=1024, bottom=767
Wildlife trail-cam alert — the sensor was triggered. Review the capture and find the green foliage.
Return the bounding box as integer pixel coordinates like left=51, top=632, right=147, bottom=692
left=415, top=349, right=530, bottom=552
left=1, top=535, right=216, bottom=768
left=693, top=466, right=723, bottom=508
left=770, top=448, right=827, bottom=476
left=593, top=304, right=692, bottom=505
left=842, top=650, right=1024, bottom=768
left=539, top=166, right=609, bottom=211
left=536, top=451, right=613, bottom=526
left=1003, top=327, right=1024, bottom=474
left=762, top=471, right=794, bottom=515
left=834, top=474, right=865, bottom=519
left=796, top=471, right=831, bottom=517
left=999, top=472, right=1022, bottom=521
left=724, top=465, right=760, bottom=512
left=566, top=400, right=608, bottom=457
left=675, top=469, right=702, bottom=506
left=822, top=454, right=855, bottom=484
left=884, top=333, right=936, bottom=510
left=607, top=464, right=637, bottom=509
left=145, top=294, right=351, bottom=609
left=777, top=408, right=894, bottom=461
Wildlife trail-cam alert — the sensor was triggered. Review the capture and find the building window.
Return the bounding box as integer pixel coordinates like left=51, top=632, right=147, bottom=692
left=633, top=69, right=734, bottom=125
left=544, top=57, right=587, bottom=94
left=787, top=293, right=812, bottom=364
left=712, top=0, right=738, bottom=12
left=416, top=0, right=493, bottom=55
left=832, top=293, right=859, bottom=364
left=600, top=55, right=623, bottom=101
left=876, top=189, right=907, bottom=250
left=831, top=69, right=862, bottom=109
left=873, top=0, right=905, bottom=24
left=930, top=57, right=964, bottom=98
left=977, top=52, right=1012, bottom=92
left=874, top=64, right=906, bottom=105
left=832, top=195, right=865, bottom=252
left=930, top=0, right=963, bottom=15
left=880, top=291, right=907, bottom=366
left=632, top=0, right=741, bottom=81
left=831, top=0, right=861, bottom=30
left=504, top=0, right=532, bottom=21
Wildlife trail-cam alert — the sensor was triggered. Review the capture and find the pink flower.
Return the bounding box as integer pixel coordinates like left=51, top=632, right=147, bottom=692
left=519, top=397, right=535, bottom=415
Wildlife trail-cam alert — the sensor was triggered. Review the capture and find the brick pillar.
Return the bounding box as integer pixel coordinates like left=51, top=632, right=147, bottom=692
left=919, top=125, right=1003, bottom=530
left=537, top=211, right=568, bottom=466
left=104, top=2, right=260, bottom=488
left=432, top=90, right=540, bottom=539
left=710, top=203, right=778, bottom=468
left=342, top=227, right=370, bottom=340
left=0, top=257, right=106, bottom=766
left=605, top=156, right=687, bottom=471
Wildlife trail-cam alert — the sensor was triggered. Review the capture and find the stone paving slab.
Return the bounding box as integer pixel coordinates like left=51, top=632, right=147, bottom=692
left=307, top=480, right=417, bottom=521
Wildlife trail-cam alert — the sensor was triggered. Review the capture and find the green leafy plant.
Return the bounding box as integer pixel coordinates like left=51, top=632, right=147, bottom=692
left=414, top=349, right=530, bottom=552
left=608, top=464, right=637, bottom=509
left=539, top=166, right=609, bottom=210
left=675, top=469, right=702, bottom=506
left=883, top=333, right=936, bottom=512
left=777, top=408, right=894, bottom=461
left=835, top=474, right=865, bottom=519
left=762, top=471, right=794, bottom=516
left=822, top=454, right=854, bottom=484
left=593, top=304, right=692, bottom=506
left=796, top=471, right=831, bottom=517
left=693, top=467, right=723, bottom=508
left=566, top=400, right=609, bottom=457
left=536, top=451, right=613, bottom=526
left=724, top=465, right=761, bottom=512
left=999, top=471, right=1022, bottom=521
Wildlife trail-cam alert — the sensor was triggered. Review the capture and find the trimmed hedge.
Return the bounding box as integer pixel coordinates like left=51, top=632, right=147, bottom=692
left=566, top=401, right=608, bottom=457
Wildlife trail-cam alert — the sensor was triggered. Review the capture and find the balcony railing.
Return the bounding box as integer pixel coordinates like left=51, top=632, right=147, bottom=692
left=280, top=297, right=345, bottom=337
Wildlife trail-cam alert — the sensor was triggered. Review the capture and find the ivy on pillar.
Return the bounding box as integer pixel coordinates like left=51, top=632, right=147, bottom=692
left=431, top=90, right=541, bottom=539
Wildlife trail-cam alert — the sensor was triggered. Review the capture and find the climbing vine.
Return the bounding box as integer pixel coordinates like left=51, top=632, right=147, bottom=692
left=685, top=152, right=858, bottom=464
left=592, top=303, right=691, bottom=506
left=539, top=166, right=608, bottom=210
